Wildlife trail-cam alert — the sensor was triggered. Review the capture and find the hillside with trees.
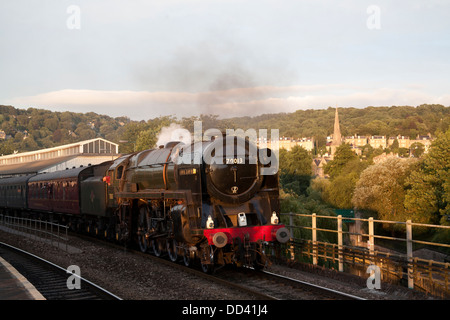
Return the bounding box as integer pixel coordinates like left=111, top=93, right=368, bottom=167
left=0, top=105, right=130, bottom=155
left=1, top=104, right=449, bottom=156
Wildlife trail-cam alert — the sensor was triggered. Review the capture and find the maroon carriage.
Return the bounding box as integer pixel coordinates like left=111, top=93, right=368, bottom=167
left=28, top=166, right=90, bottom=215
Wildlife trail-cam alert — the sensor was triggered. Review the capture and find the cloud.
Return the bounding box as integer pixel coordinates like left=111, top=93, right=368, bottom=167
left=6, top=85, right=450, bottom=120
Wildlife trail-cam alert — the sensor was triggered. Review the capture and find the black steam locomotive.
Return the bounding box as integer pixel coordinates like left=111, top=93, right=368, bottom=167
left=0, top=135, right=290, bottom=272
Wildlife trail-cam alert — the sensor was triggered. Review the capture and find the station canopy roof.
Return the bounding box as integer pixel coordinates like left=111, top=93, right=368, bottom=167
left=0, top=138, right=119, bottom=177
left=0, top=156, right=78, bottom=176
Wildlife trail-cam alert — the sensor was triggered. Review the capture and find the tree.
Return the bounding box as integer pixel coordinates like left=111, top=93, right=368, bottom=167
left=280, top=189, right=338, bottom=242
left=75, top=123, right=96, bottom=140
left=44, top=117, right=59, bottom=131
left=324, top=143, right=357, bottom=179
left=398, top=147, right=409, bottom=158
left=360, top=143, right=383, bottom=160
left=279, top=146, right=312, bottom=176
left=352, top=157, right=416, bottom=224
left=278, top=146, right=313, bottom=196
left=0, top=140, right=15, bottom=155
left=323, top=158, right=369, bottom=209
left=135, top=128, right=159, bottom=151
left=1, top=121, right=14, bottom=136
left=410, top=142, right=425, bottom=158
left=404, top=169, right=439, bottom=224
left=388, top=138, right=399, bottom=155
left=405, top=129, right=450, bottom=224
left=359, top=119, right=389, bottom=136
left=119, top=122, right=147, bottom=153
left=52, top=129, right=64, bottom=143
left=13, top=132, right=24, bottom=143
left=20, top=135, right=39, bottom=151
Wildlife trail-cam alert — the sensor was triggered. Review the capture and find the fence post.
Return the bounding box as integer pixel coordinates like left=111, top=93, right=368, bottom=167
left=289, top=212, right=294, bottom=238
left=368, top=217, right=374, bottom=262
left=406, top=220, right=414, bottom=289
left=312, top=213, right=317, bottom=265
left=337, top=215, right=343, bottom=272
left=288, top=212, right=295, bottom=261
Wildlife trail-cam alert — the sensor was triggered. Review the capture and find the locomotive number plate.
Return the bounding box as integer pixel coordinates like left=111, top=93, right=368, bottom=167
left=179, top=168, right=197, bottom=175
left=225, top=157, right=243, bottom=164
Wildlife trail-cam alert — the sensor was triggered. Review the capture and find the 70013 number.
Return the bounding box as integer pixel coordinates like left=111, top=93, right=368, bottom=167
left=226, top=157, right=244, bottom=164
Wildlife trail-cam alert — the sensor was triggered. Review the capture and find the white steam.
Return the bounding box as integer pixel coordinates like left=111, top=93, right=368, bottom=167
left=155, top=123, right=192, bottom=147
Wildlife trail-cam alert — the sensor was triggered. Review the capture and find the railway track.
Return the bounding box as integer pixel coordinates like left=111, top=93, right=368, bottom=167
left=0, top=241, right=121, bottom=300
left=214, top=267, right=366, bottom=300
left=141, top=251, right=366, bottom=300
left=70, top=231, right=367, bottom=300
left=117, top=239, right=366, bottom=300
left=122, top=244, right=275, bottom=300
left=1, top=225, right=366, bottom=300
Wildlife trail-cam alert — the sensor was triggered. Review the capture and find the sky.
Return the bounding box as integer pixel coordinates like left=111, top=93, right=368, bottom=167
left=1, top=0, right=449, bottom=120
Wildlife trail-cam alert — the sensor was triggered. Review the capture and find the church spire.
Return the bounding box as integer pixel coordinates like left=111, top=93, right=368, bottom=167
left=332, top=107, right=342, bottom=146
left=330, top=107, right=342, bottom=158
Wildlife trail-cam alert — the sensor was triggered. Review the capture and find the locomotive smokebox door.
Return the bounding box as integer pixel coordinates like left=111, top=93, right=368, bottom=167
left=203, top=136, right=263, bottom=204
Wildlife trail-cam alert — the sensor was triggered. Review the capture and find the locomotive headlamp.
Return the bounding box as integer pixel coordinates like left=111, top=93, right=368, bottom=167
left=238, top=212, right=247, bottom=227
left=206, top=215, right=214, bottom=229
left=271, top=212, right=279, bottom=225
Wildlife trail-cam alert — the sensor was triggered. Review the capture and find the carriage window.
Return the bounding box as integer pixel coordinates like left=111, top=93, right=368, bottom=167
left=116, top=165, right=124, bottom=179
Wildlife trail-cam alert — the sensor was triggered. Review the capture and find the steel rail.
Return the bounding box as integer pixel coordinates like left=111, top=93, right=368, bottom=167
left=260, top=269, right=366, bottom=300
left=0, top=241, right=122, bottom=300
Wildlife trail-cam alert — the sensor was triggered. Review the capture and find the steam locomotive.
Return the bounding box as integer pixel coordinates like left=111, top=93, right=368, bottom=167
left=0, top=135, right=290, bottom=272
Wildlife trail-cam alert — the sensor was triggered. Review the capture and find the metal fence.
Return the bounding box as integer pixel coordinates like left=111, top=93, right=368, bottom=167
left=0, top=214, right=69, bottom=252
left=278, top=212, right=450, bottom=298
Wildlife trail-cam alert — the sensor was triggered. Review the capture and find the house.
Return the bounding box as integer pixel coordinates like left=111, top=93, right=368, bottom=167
left=411, top=134, right=433, bottom=153
left=312, top=156, right=331, bottom=178
left=344, top=135, right=368, bottom=148
left=387, top=135, right=411, bottom=149
left=258, top=136, right=314, bottom=152
left=368, top=136, right=387, bottom=149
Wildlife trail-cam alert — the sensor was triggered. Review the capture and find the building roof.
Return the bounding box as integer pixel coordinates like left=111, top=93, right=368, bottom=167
left=0, top=156, right=79, bottom=176
left=0, top=138, right=120, bottom=177
left=28, top=165, right=90, bottom=182
left=0, top=174, right=34, bottom=185
left=0, top=138, right=118, bottom=166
